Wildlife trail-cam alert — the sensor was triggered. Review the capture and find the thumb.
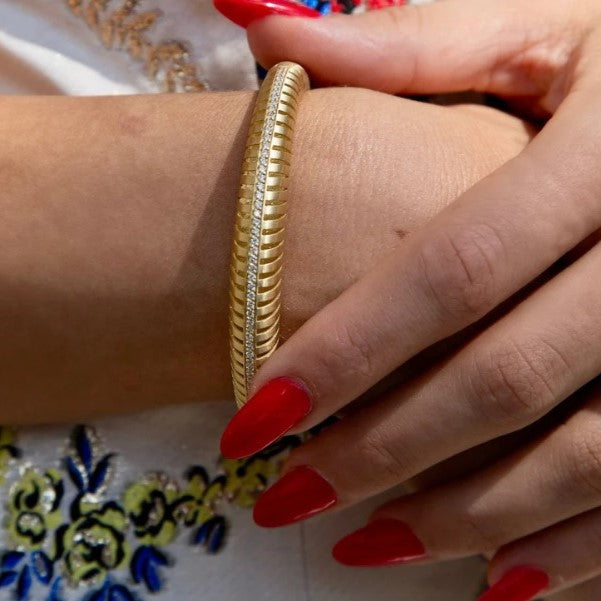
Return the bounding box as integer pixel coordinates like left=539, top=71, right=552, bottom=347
left=242, top=0, right=575, bottom=98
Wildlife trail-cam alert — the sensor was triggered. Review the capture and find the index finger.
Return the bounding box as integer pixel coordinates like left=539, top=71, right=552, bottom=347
left=220, top=40, right=601, bottom=459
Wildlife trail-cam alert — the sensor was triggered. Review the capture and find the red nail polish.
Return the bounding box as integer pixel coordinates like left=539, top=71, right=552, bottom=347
left=220, top=377, right=311, bottom=459
left=253, top=466, right=337, bottom=527
left=214, top=0, right=320, bottom=28
left=477, top=567, right=549, bottom=601
left=367, top=0, right=406, bottom=9
left=332, top=519, right=426, bottom=566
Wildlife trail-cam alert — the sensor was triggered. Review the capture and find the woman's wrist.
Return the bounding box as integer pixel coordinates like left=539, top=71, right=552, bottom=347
left=0, top=89, right=530, bottom=421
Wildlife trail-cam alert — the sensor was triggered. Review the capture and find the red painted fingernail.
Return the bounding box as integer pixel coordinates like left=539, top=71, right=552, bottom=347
left=214, top=0, right=321, bottom=28
left=220, top=377, right=311, bottom=459
left=477, top=566, right=549, bottom=601
left=367, top=0, right=406, bottom=9
left=253, top=466, right=337, bottom=527
left=332, top=519, right=426, bottom=566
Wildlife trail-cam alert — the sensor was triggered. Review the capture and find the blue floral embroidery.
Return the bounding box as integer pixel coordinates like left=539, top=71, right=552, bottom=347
left=0, top=552, right=58, bottom=601
left=0, top=424, right=298, bottom=600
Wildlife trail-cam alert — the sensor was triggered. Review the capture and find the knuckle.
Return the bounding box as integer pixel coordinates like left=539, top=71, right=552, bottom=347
left=414, top=224, right=504, bottom=323
left=566, top=425, right=601, bottom=498
left=309, top=319, right=375, bottom=388
left=379, top=5, right=424, bottom=91
left=459, top=510, right=503, bottom=552
left=330, top=319, right=375, bottom=380
left=355, top=428, right=409, bottom=484
left=467, top=339, right=566, bottom=426
left=382, top=3, right=423, bottom=36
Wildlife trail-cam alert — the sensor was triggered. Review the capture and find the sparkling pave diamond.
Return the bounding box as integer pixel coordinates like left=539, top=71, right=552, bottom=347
left=244, top=67, right=287, bottom=389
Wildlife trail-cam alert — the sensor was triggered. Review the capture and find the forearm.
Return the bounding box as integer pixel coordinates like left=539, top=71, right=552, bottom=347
left=0, top=90, right=530, bottom=422
left=0, top=91, right=251, bottom=420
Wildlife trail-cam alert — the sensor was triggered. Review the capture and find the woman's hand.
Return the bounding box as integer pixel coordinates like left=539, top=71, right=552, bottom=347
left=0, top=89, right=527, bottom=420
left=217, top=0, right=601, bottom=599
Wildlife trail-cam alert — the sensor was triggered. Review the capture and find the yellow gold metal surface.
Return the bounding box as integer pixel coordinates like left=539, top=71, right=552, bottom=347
left=229, top=62, right=309, bottom=408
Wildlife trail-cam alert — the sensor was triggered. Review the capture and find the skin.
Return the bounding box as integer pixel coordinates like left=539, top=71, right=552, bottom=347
left=236, top=0, right=601, bottom=598
left=0, top=89, right=529, bottom=422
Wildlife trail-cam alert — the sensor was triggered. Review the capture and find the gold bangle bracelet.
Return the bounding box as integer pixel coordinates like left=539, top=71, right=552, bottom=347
left=229, top=61, right=310, bottom=408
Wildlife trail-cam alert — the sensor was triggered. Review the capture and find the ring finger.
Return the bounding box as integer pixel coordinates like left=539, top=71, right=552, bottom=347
left=330, top=379, right=601, bottom=566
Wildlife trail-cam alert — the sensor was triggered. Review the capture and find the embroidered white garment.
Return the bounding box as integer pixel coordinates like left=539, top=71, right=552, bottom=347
left=0, top=2, right=487, bottom=600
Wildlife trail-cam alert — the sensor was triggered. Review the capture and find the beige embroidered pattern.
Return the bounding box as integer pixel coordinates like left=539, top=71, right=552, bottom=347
left=65, top=0, right=207, bottom=92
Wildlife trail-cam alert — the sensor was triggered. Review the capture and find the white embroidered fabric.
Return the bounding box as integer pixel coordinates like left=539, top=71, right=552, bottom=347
left=0, top=1, right=487, bottom=600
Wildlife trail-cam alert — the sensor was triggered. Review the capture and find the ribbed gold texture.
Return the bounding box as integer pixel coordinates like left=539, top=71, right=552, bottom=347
left=229, top=62, right=309, bottom=408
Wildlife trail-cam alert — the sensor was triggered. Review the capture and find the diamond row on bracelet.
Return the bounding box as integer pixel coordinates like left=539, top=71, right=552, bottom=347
left=244, top=68, right=287, bottom=386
